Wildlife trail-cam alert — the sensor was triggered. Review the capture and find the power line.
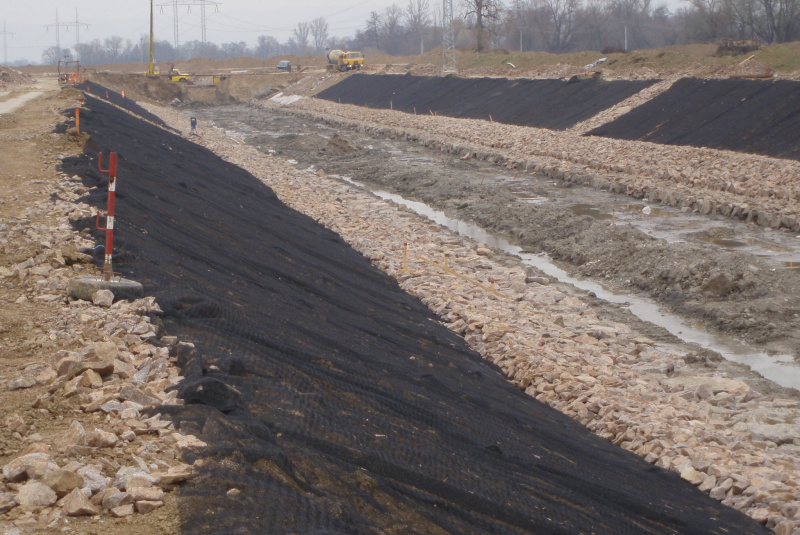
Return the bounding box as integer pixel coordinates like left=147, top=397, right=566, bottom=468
left=158, top=0, right=220, bottom=49
left=44, top=9, right=88, bottom=61
left=1, top=21, right=13, bottom=66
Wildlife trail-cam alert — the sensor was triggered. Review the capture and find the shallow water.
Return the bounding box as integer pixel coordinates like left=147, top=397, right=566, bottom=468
left=340, top=176, right=800, bottom=390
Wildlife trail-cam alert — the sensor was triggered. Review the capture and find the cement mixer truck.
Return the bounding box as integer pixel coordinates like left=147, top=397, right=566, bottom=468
left=326, top=49, right=364, bottom=72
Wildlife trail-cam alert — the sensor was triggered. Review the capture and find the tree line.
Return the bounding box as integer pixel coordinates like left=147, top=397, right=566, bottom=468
left=43, top=0, right=799, bottom=65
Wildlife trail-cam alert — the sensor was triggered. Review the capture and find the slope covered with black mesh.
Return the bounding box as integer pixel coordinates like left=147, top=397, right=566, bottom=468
left=74, top=80, right=168, bottom=127
left=587, top=77, right=800, bottom=160
left=63, top=93, right=770, bottom=535
left=315, top=74, right=657, bottom=130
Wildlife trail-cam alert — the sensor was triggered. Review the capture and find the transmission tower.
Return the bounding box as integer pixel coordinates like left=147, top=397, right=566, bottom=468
left=442, top=0, right=456, bottom=73
left=44, top=9, right=88, bottom=61
left=159, top=0, right=220, bottom=50
left=1, top=21, right=13, bottom=66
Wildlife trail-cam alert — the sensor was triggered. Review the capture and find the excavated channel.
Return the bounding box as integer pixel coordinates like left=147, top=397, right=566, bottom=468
left=70, top=87, right=776, bottom=534
left=193, top=103, right=800, bottom=390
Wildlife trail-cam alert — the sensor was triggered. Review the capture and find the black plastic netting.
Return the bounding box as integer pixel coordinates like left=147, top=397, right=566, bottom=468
left=74, top=80, right=169, bottom=127
left=587, top=77, right=800, bottom=160
left=315, top=74, right=658, bottom=130
left=63, top=89, right=770, bottom=534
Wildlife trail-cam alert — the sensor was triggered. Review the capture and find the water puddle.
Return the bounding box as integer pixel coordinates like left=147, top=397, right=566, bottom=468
left=571, top=204, right=612, bottom=220
left=339, top=175, right=800, bottom=390
left=700, top=237, right=747, bottom=249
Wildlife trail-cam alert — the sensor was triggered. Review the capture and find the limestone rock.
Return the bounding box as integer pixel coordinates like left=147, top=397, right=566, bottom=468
left=60, top=488, right=98, bottom=516
left=128, top=487, right=165, bottom=501
left=92, top=289, right=114, bottom=307
left=2, top=453, right=59, bottom=482
left=111, top=503, right=135, bottom=517
left=102, top=490, right=133, bottom=510
left=0, top=492, right=17, bottom=514
left=89, top=428, right=118, bottom=448
left=64, top=420, right=86, bottom=447
left=77, top=465, right=108, bottom=495
left=136, top=500, right=164, bottom=514
left=17, top=481, right=57, bottom=506
left=41, top=469, right=84, bottom=498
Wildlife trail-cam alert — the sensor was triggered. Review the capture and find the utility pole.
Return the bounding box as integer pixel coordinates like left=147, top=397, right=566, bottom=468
left=442, top=0, right=456, bottom=73
left=148, top=0, right=155, bottom=74
left=624, top=24, right=627, bottom=52
left=1, top=21, right=13, bottom=66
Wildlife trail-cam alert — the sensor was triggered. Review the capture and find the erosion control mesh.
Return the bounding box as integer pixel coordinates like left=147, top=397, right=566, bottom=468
left=315, top=74, right=657, bottom=130
left=76, top=80, right=168, bottom=127
left=587, top=77, right=800, bottom=160
left=65, top=88, right=770, bottom=535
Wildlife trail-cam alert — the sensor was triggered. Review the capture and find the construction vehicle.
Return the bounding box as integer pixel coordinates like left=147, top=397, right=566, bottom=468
left=326, top=49, right=364, bottom=72
left=167, top=64, right=190, bottom=83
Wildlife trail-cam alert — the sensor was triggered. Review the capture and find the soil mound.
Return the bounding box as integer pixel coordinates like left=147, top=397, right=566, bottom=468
left=0, top=66, right=35, bottom=88
left=587, top=77, right=800, bottom=160
left=64, top=87, right=769, bottom=534
left=316, top=73, right=657, bottom=130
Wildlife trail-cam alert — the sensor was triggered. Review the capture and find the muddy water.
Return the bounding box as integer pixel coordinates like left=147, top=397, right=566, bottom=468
left=194, top=104, right=800, bottom=390
left=347, top=179, right=800, bottom=389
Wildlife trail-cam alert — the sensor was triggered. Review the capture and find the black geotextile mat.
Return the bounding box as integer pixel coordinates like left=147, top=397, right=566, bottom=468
left=315, top=74, right=657, bottom=130
left=74, top=80, right=168, bottom=127
left=587, top=77, right=800, bottom=160
left=63, top=96, right=770, bottom=535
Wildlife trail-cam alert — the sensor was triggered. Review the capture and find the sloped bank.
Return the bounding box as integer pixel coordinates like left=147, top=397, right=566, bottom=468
left=316, top=73, right=657, bottom=130
left=587, top=78, right=800, bottom=160
left=66, top=87, right=779, bottom=534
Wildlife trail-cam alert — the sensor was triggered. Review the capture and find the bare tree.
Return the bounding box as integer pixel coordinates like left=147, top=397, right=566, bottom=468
left=293, top=21, right=311, bottom=53
left=41, top=46, right=60, bottom=65
left=365, top=11, right=383, bottom=48
left=534, top=0, right=580, bottom=51
left=310, top=17, right=329, bottom=52
left=405, top=0, right=432, bottom=50
left=463, top=0, right=502, bottom=51
left=104, top=35, right=124, bottom=62
left=685, top=0, right=729, bottom=37
left=256, top=35, right=281, bottom=58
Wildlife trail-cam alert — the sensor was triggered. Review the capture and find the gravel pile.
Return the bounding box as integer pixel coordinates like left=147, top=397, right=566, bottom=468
left=0, top=136, right=201, bottom=531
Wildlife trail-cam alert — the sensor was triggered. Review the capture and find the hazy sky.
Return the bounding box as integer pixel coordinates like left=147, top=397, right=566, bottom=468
left=1, top=0, right=403, bottom=64
left=1, top=0, right=683, bottom=65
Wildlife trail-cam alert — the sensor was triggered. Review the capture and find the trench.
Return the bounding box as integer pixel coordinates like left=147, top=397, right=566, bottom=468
left=194, top=103, right=800, bottom=392
left=350, top=178, right=800, bottom=390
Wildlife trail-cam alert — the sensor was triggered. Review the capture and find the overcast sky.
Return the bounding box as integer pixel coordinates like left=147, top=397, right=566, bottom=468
left=1, top=0, right=405, bottom=64
left=1, top=0, right=683, bottom=65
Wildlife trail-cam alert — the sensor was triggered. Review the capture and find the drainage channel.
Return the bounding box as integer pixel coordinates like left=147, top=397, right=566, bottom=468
left=337, top=174, right=800, bottom=391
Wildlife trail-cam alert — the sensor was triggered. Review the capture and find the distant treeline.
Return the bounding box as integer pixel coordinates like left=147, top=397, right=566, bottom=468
left=41, top=0, right=798, bottom=64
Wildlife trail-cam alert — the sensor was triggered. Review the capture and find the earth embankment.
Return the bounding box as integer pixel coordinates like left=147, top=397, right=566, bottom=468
left=315, top=73, right=657, bottom=130
left=66, top=86, right=772, bottom=534
left=587, top=77, right=800, bottom=160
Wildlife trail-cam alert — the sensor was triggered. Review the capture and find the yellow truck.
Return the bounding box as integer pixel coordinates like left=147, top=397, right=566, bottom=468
left=326, top=49, right=364, bottom=72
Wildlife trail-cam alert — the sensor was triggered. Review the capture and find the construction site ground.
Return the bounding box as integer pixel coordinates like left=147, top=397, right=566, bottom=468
left=2, top=51, right=800, bottom=533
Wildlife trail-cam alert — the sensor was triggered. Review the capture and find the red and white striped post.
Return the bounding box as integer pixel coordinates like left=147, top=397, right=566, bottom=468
left=96, top=152, right=118, bottom=281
